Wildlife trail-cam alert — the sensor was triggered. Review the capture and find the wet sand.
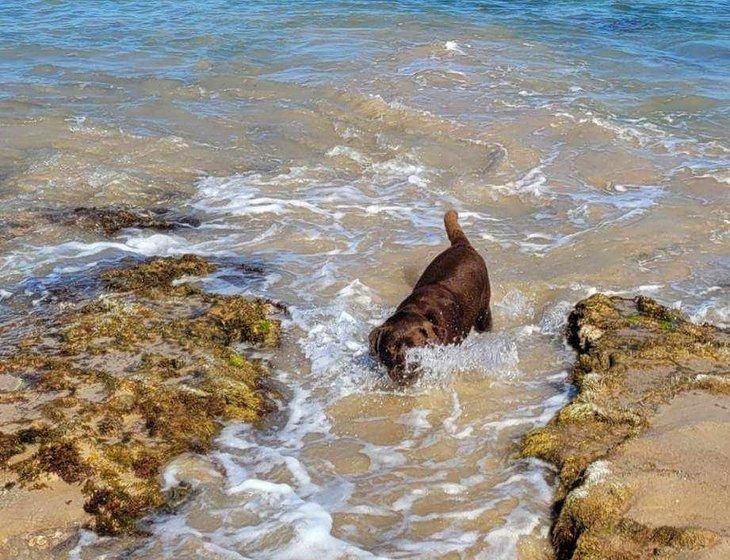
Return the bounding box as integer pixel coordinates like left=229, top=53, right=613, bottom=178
left=620, top=392, right=730, bottom=557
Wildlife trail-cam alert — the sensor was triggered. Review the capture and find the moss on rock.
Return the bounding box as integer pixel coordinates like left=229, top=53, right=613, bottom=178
left=101, top=253, right=215, bottom=292
left=49, top=206, right=200, bottom=236
left=0, top=255, right=282, bottom=537
left=521, top=294, right=729, bottom=559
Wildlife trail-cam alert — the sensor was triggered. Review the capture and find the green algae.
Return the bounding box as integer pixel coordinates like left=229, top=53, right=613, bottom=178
left=101, top=253, right=215, bottom=292
left=521, top=294, right=729, bottom=560
left=228, top=352, right=247, bottom=368
left=0, top=255, right=282, bottom=536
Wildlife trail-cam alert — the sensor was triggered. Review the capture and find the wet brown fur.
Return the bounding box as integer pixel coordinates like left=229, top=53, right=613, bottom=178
left=369, top=210, right=491, bottom=384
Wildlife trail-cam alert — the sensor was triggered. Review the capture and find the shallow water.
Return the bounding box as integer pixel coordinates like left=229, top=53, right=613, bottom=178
left=1, top=1, right=729, bottom=558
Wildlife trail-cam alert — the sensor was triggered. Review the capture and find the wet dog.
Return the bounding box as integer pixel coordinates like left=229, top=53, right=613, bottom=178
left=369, top=210, right=491, bottom=384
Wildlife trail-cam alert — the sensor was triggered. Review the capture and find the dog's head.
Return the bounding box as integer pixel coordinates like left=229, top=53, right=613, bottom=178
left=369, top=314, right=442, bottom=385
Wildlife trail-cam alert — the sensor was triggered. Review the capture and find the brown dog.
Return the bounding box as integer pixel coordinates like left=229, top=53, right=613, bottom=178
left=369, top=210, right=491, bottom=384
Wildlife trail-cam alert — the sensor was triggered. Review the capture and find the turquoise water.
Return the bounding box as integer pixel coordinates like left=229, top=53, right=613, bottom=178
left=2, top=1, right=728, bottom=138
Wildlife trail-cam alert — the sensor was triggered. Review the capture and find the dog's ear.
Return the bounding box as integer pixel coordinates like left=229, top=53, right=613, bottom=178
left=434, top=323, right=448, bottom=341
left=369, top=327, right=384, bottom=356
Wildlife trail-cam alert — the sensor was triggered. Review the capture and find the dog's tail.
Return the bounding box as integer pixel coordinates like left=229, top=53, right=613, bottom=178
left=444, top=209, right=468, bottom=245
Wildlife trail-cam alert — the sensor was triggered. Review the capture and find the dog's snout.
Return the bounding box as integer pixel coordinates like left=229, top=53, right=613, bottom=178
left=388, top=361, right=419, bottom=386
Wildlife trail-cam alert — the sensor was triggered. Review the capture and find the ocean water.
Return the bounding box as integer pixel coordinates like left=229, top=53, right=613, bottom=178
left=1, top=1, right=728, bottom=559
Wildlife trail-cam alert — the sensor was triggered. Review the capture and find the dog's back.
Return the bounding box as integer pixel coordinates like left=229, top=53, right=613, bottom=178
left=414, top=210, right=488, bottom=299
left=370, top=210, right=492, bottom=383
left=410, top=210, right=490, bottom=336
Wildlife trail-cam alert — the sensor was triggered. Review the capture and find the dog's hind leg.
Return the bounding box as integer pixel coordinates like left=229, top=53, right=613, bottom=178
left=475, top=290, right=492, bottom=332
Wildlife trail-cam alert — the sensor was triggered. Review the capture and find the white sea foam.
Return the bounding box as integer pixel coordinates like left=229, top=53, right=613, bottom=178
left=326, top=145, right=372, bottom=165
left=197, top=175, right=331, bottom=217
left=681, top=297, right=730, bottom=329
left=495, top=289, right=535, bottom=321
left=568, top=184, right=664, bottom=211
left=513, top=184, right=665, bottom=255
left=444, top=41, right=466, bottom=55
left=697, top=170, right=730, bottom=184
left=406, top=332, right=520, bottom=385
left=538, top=300, right=573, bottom=334
left=483, top=508, right=541, bottom=560
left=68, top=530, right=102, bottom=560
left=481, top=374, right=571, bottom=435
left=486, top=148, right=559, bottom=198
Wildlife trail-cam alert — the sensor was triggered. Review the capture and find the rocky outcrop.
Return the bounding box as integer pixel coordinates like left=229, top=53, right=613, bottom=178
left=522, top=294, right=729, bottom=560
left=0, top=255, right=282, bottom=556
left=47, top=206, right=200, bottom=235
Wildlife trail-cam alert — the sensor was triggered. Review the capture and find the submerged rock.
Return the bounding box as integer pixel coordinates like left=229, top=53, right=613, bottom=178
left=49, top=206, right=200, bottom=235
left=522, top=294, right=729, bottom=560
left=0, top=217, right=34, bottom=242
left=0, top=255, right=282, bottom=547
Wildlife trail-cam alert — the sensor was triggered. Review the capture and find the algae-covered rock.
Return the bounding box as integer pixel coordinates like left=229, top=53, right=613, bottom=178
left=522, top=294, right=729, bottom=560
left=100, top=253, right=215, bottom=292
left=48, top=206, right=200, bottom=235
left=0, top=255, right=282, bottom=540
